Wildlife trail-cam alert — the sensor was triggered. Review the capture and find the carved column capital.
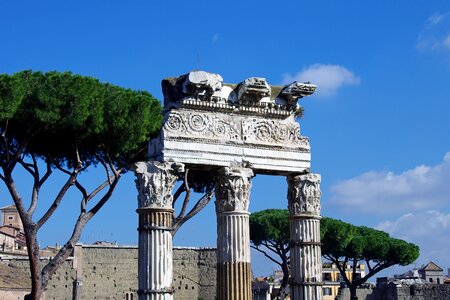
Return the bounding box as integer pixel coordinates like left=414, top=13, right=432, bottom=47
left=287, top=173, right=321, bottom=216
left=135, top=161, right=184, bottom=209
left=215, top=167, right=254, bottom=214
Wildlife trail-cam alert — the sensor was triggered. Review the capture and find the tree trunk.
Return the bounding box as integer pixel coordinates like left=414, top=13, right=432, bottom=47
left=23, top=224, right=43, bottom=300
left=278, top=257, right=290, bottom=299
left=349, top=284, right=358, bottom=300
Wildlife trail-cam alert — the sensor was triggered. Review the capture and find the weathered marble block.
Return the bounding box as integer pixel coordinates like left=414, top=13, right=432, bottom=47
left=149, top=71, right=316, bottom=175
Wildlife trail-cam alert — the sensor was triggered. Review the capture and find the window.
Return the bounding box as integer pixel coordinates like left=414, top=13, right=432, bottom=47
left=437, top=278, right=440, bottom=284
left=323, top=287, right=332, bottom=296
left=323, top=273, right=332, bottom=281
left=7, top=216, right=14, bottom=220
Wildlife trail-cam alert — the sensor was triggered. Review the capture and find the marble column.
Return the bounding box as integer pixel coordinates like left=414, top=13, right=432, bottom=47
left=135, top=161, right=184, bottom=300
left=215, top=167, right=254, bottom=300
left=287, top=173, right=323, bottom=300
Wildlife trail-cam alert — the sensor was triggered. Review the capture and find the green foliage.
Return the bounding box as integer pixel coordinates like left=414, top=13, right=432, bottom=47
left=250, top=209, right=290, bottom=246
left=250, top=209, right=419, bottom=298
left=0, top=70, right=163, bottom=169
left=321, top=217, right=419, bottom=267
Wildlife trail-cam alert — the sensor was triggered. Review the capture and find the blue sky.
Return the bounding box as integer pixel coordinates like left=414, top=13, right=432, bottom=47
left=1, top=0, right=450, bottom=278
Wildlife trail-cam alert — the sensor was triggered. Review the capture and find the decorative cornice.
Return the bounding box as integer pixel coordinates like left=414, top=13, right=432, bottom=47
left=162, top=70, right=316, bottom=117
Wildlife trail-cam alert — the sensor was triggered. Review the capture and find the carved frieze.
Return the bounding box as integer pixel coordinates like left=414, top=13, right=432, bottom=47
left=163, top=110, right=309, bottom=149
left=164, top=111, right=240, bottom=141
left=242, top=119, right=309, bottom=148
left=215, top=167, right=253, bottom=214
left=135, top=161, right=184, bottom=208
left=287, top=173, right=321, bottom=216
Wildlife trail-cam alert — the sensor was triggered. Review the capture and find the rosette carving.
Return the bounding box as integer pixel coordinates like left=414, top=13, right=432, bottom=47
left=242, top=119, right=309, bottom=147
left=215, top=167, right=254, bottom=214
left=135, top=161, right=184, bottom=208
left=287, top=173, right=321, bottom=216
left=164, top=111, right=240, bottom=141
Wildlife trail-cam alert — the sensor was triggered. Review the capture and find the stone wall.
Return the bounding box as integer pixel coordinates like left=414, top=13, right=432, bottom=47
left=336, top=284, right=450, bottom=300
left=172, top=247, right=216, bottom=300
left=5, top=245, right=216, bottom=300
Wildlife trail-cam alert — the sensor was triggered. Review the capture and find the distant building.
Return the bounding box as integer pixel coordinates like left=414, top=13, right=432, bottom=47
left=263, top=262, right=366, bottom=300
left=322, top=262, right=365, bottom=300
left=1, top=205, right=23, bottom=230
left=252, top=280, right=272, bottom=300
left=0, top=205, right=26, bottom=251
left=419, top=261, right=444, bottom=284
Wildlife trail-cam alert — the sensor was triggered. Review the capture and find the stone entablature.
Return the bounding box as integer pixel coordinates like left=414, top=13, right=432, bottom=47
left=149, top=70, right=316, bottom=175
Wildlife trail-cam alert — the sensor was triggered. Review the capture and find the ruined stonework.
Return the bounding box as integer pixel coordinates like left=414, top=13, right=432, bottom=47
left=149, top=71, right=314, bottom=174
left=4, top=245, right=216, bottom=300
left=288, top=173, right=323, bottom=299
left=215, top=167, right=253, bottom=300
left=139, top=70, right=321, bottom=300
left=336, top=284, right=450, bottom=300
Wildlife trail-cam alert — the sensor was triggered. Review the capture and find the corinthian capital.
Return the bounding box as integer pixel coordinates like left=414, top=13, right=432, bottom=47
left=215, top=167, right=254, bottom=214
left=135, top=161, right=184, bottom=208
left=287, top=173, right=321, bottom=216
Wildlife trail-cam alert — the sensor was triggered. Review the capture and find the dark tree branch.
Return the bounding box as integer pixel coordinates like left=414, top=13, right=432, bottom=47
left=96, top=155, right=112, bottom=185
left=18, top=158, right=36, bottom=177
left=38, top=160, right=52, bottom=187
left=366, top=259, right=373, bottom=273
left=54, top=164, right=73, bottom=176
left=172, top=184, right=185, bottom=207
left=176, top=169, right=191, bottom=220
left=332, top=257, right=353, bottom=288
left=104, top=150, right=120, bottom=178
left=8, top=127, right=38, bottom=172
left=260, top=241, right=283, bottom=258
left=171, top=191, right=213, bottom=235
left=74, top=180, right=89, bottom=212
left=1, top=119, right=10, bottom=163
left=36, top=171, right=78, bottom=229
left=25, top=154, right=45, bottom=215
left=40, top=160, right=122, bottom=288
left=251, top=245, right=283, bottom=267
left=358, top=262, right=395, bottom=285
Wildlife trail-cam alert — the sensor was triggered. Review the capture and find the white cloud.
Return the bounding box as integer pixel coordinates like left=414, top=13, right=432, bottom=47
left=417, top=12, right=450, bottom=51
left=376, top=210, right=450, bottom=272
left=328, top=152, right=450, bottom=215
left=443, top=35, right=450, bottom=50
left=282, top=64, right=360, bottom=97
left=427, top=13, right=446, bottom=27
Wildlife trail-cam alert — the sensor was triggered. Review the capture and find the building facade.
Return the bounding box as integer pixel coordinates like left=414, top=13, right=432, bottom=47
left=322, top=262, right=365, bottom=300
left=419, top=261, right=444, bottom=284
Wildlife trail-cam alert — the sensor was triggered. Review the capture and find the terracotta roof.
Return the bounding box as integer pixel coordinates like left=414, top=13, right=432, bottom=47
left=0, top=230, right=15, bottom=238
left=421, top=261, right=443, bottom=272
left=0, top=263, right=31, bottom=290
left=0, top=205, right=17, bottom=211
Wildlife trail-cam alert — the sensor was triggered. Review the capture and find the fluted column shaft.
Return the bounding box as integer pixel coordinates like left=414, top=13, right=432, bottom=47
left=215, top=167, right=254, bottom=300
left=135, top=161, right=184, bottom=300
left=287, top=173, right=323, bottom=300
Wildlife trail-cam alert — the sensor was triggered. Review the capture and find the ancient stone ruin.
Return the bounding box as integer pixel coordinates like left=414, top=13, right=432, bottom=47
left=134, top=70, right=322, bottom=300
